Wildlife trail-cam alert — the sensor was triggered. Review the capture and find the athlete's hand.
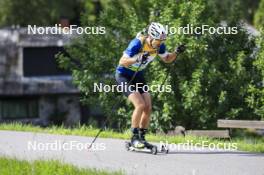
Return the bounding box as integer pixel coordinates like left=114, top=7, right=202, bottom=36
left=136, top=52, right=149, bottom=64
left=175, top=44, right=186, bottom=54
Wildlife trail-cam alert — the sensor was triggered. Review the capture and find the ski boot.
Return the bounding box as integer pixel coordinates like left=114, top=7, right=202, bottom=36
left=125, top=128, right=145, bottom=150
left=139, top=128, right=158, bottom=154
left=130, top=132, right=145, bottom=149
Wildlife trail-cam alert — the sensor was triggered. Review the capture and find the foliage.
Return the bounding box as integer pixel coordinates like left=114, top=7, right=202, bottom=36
left=0, top=156, right=123, bottom=175
left=246, top=30, right=264, bottom=118
left=0, top=0, right=84, bottom=26
left=254, top=0, right=264, bottom=29
left=208, top=0, right=260, bottom=24
left=57, top=0, right=262, bottom=131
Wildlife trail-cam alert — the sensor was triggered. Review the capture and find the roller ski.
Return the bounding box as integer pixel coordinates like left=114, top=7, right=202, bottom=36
left=125, top=129, right=169, bottom=155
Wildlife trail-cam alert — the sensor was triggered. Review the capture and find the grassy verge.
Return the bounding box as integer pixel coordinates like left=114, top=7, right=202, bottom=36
left=0, top=156, right=123, bottom=175
left=0, top=122, right=263, bottom=153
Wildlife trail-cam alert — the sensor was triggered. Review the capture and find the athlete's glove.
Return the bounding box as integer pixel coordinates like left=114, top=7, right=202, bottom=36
left=136, top=52, right=149, bottom=64
left=175, top=44, right=186, bottom=54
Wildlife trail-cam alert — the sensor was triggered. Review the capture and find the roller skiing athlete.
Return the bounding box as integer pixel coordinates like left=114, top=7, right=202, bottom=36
left=115, top=22, right=186, bottom=154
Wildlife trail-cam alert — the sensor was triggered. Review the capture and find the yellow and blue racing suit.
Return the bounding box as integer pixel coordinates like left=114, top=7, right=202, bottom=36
left=115, top=35, right=168, bottom=97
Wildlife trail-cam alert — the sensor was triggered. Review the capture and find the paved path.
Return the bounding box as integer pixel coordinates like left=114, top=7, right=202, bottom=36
left=0, top=130, right=263, bottom=175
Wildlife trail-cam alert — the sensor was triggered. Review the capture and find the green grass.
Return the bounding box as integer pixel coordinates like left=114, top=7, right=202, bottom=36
left=0, top=156, right=123, bottom=175
left=0, top=122, right=264, bottom=153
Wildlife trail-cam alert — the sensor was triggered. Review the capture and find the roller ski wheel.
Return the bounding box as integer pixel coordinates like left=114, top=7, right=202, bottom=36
left=125, top=141, right=142, bottom=152
left=151, top=145, right=158, bottom=155
left=144, top=142, right=158, bottom=155
left=125, top=141, right=132, bottom=151
left=161, top=144, right=169, bottom=154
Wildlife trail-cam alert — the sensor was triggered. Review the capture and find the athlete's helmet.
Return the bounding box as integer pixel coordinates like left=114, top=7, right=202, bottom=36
left=147, top=22, right=167, bottom=40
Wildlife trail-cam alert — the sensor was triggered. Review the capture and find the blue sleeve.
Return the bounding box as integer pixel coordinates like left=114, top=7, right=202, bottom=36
left=159, top=43, right=166, bottom=54
left=124, top=38, right=142, bottom=57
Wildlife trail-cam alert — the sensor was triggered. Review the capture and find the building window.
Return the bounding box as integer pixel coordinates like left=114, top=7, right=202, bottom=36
left=23, top=47, right=70, bottom=77
left=0, top=97, right=38, bottom=119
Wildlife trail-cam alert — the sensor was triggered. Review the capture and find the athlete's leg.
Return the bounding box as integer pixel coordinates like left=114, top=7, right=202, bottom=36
left=115, top=72, right=146, bottom=148
left=139, top=92, right=152, bottom=128
left=128, top=92, right=146, bottom=148
left=138, top=92, right=152, bottom=146
left=128, top=92, right=146, bottom=128
left=115, top=73, right=145, bottom=126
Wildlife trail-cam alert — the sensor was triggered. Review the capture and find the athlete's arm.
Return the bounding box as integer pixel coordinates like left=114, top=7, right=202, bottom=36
left=119, top=55, right=137, bottom=67
left=160, top=52, right=177, bottom=63
left=158, top=44, right=177, bottom=63
left=118, top=38, right=142, bottom=67
left=159, top=44, right=186, bottom=63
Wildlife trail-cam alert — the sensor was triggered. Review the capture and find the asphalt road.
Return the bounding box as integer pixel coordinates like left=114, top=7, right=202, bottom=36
left=0, top=130, right=263, bottom=175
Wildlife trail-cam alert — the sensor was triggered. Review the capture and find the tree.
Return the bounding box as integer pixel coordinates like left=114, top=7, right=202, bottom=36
left=58, top=0, right=259, bottom=131
left=246, top=30, right=264, bottom=119
left=58, top=0, right=148, bottom=130
left=254, top=0, right=264, bottom=29
left=145, top=0, right=257, bottom=130
left=0, top=0, right=84, bottom=27
left=208, top=0, right=260, bottom=25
